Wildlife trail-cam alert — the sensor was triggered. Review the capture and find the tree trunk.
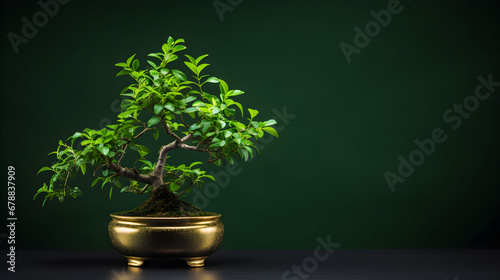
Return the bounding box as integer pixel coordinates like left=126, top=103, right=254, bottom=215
left=120, top=184, right=204, bottom=217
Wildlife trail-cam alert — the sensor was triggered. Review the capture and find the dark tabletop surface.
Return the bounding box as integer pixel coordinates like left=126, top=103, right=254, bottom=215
left=1, top=250, right=499, bottom=280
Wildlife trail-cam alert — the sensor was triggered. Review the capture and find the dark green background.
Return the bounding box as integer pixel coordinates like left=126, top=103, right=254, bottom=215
left=1, top=0, right=499, bottom=250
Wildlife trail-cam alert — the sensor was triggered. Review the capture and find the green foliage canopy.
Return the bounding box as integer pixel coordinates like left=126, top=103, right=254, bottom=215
left=35, top=36, right=278, bottom=206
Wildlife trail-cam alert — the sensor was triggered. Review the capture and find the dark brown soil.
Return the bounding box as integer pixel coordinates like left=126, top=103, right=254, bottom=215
left=116, top=186, right=210, bottom=217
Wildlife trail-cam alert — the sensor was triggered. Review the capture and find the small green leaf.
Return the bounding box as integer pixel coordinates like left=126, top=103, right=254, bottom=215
left=192, top=101, right=206, bottom=107
left=189, top=123, right=200, bottom=131
left=154, top=104, right=163, bottom=114
left=229, top=90, right=244, bottom=97
left=37, top=167, right=53, bottom=175
left=183, top=107, right=198, bottom=113
left=202, top=121, right=211, bottom=133
left=132, top=59, right=139, bottom=70
left=118, top=110, right=135, bottom=119
left=219, top=79, right=229, bottom=94
left=131, top=144, right=150, bottom=158
left=164, top=103, right=176, bottom=112
left=80, top=164, right=87, bottom=175
left=98, top=146, right=110, bottom=156
left=70, top=132, right=82, bottom=139
left=262, top=127, right=279, bottom=138
left=234, top=102, right=244, bottom=116
left=140, top=159, right=154, bottom=169
left=196, top=63, right=209, bottom=73
left=150, top=69, right=159, bottom=78
left=148, top=116, right=161, bottom=127
left=184, top=62, right=198, bottom=75
left=148, top=52, right=163, bottom=59
left=205, top=175, right=215, bottom=181
left=115, top=62, right=128, bottom=67
left=154, top=128, right=159, bottom=140
left=241, top=149, right=249, bottom=161
left=81, top=140, right=92, bottom=146
left=265, top=119, right=277, bottom=126
left=171, top=69, right=187, bottom=81
left=126, top=54, right=136, bottom=66
left=195, top=54, right=209, bottom=64
left=245, top=146, right=254, bottom=158
left=167, top=54, right=179, bottom=63
left=185, top=54, right=196, bottom=64
left=73, top=187, right=82, bottom=196
left=147, top=60, right=157, bottom=68
left=172, top=45, right=187, bottom=53
left=248, top=109, right=259, bottom=119
left=205, top=77, right=219, bottom=84
left=218, top=120, right=226, bottom=129
left=257, top=128, right=264, bottom=138
left=233, top=132, right=242, bottom=144
left=116, top=69, right=132, bottom=77
left=189, top=161, right=203, bottom=168
left=170, top=182, right=180, bottom=192
left=109, top=186, right=113, bottom=200
left=91, top=177, right=102, bottom=187
left=184, top=96, right=197, bottom=103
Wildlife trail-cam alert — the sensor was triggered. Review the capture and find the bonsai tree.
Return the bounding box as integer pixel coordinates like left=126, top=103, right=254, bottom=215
left=35, top=36, right=278, bottom=216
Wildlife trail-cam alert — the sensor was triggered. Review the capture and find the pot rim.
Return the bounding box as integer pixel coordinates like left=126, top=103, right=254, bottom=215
left=110, top=212, right=221, bottom=222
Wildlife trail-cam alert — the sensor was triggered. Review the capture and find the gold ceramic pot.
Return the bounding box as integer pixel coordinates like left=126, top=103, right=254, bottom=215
left=108, top=213, right=224, bottom=267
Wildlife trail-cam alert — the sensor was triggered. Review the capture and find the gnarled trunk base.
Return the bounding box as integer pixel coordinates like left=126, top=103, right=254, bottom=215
left=118, top=186, right=208, bottom=217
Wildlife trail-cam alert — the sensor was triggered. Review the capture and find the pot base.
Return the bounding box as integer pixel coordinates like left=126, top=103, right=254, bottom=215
left=184, top=256, right=208, bottom=267
left=125, top=256, right=208, bottom=267
left=126, top=256, right=147, bottom=267
left=109, top=213, right=223, bottom=268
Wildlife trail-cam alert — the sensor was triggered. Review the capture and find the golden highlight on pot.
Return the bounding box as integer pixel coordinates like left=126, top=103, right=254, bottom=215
left=108, top=214, right=224, bottom=267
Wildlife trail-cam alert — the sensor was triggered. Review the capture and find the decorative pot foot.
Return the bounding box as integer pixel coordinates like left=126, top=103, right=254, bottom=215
left=126, top=256, right=147, bottom=267
left=184, top=257, right=207, bottom=267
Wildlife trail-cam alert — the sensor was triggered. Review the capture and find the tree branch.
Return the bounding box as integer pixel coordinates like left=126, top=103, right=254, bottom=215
left=177, top=182, right=193, bottom=196
left=180, top=133, right=193, bottom=143
left=108, top=162, right=154, bottom=185
left=117, top=144, right=127, bottom=165
left=179, top=143, right=208, bottom=152
left=180, top=113, right=191, bottom=128
left=152, top=141, right=178, bottom=180
left=134, top=128, right=154, bottom=139
left=151, top=133, right=194, bottom=188
left=64, top=170, right=70, bottom=187
left=208, top=153, right=223, bottom=163
left=138, top=184, right=150, bottom=195
left=161, top=120, right=182, bottom=142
